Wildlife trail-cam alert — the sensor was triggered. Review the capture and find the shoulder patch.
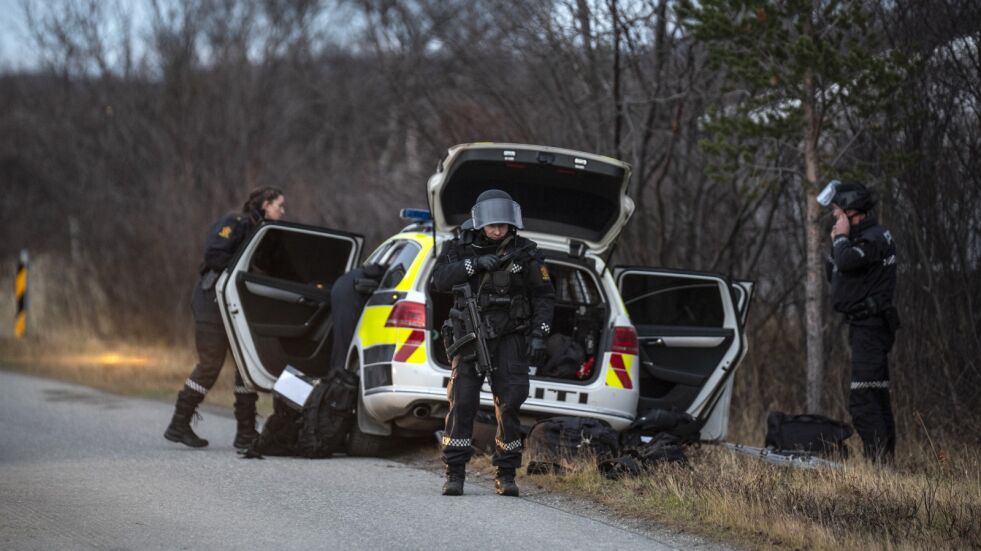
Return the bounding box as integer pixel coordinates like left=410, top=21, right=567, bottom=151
left=218, top=225, right=233, bottom=239
left=539, top=265, right=550, bottom=281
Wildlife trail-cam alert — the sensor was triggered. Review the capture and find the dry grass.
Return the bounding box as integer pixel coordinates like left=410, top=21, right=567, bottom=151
left=521, top=445, right=980, bottom=550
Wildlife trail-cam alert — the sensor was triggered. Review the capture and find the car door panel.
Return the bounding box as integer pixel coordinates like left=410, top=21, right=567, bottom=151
left=615, top=267, right=744, bottom=422
left=219, top=222, right=363, bottom=391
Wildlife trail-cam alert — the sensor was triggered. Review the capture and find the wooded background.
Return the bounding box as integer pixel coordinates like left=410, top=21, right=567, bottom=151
left=1, top=0, right=978, bottom=441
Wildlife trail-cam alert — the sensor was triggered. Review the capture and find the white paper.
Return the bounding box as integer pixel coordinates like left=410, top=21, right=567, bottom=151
left=273, top=367, right=314, bottom=407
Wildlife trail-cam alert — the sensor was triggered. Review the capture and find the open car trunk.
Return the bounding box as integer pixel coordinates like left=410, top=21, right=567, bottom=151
left=428, top=143, right=634, bottom=254
left=428, top=254, right=609, bottom=384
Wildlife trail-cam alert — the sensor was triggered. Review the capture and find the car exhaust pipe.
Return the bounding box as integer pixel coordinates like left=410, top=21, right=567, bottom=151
left=412, top=405, right=431, bottom=418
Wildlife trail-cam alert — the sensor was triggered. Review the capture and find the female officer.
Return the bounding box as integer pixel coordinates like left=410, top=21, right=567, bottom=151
left=164, top=187, right=286, bottom=449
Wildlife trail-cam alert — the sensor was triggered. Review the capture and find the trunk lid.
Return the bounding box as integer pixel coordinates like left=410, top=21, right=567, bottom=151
left=427, top=143, right=633, bottom=254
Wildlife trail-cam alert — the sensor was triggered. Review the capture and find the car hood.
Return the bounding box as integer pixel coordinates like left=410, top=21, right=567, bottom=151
left=427, top=143, right=634, bottom=254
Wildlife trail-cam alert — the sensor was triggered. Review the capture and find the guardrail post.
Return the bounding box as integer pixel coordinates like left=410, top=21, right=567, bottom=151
left=15, top=249, right=28, bottom=338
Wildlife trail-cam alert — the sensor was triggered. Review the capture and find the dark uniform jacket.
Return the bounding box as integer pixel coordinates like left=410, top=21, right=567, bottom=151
left=432, top=232, right=555, bottom=342
left=192, top=210, right=261, bottom=324
left=827, top=214, right=897, bottom=320
left=199, top=210, right=262, bottom=275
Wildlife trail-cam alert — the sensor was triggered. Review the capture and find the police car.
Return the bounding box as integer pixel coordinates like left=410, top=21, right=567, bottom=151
left=216, top=143, right=753, bottom=455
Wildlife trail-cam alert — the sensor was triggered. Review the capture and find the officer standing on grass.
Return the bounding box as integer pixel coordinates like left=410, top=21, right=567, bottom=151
left=821, top=180, right=899, bottom=462
left=164, top=187, right=286, bottom=450
left=432, top=189, right=555, bottom=496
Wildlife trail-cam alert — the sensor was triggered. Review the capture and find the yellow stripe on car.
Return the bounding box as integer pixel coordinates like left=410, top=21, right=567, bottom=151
left=358, top=306, right=396, bottom=348
left=394, top=233, right=434, bottom=292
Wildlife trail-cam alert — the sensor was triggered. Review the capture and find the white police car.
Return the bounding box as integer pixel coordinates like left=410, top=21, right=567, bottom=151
left=216, top=143, right=752, bottom=455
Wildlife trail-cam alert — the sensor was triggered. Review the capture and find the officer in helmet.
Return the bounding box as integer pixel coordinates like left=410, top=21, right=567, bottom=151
left=820, top=180, right=900, bottom=462
left=431, top=189, right=555, bottom=496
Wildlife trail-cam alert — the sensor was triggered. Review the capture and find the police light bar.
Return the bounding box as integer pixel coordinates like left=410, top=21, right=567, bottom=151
left=400, top=208, right=432, bottom=222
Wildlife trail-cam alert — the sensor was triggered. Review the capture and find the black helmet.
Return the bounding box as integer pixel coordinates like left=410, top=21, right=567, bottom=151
left=817, top=180, right=877, bottom=212
left=470, top=189, right=523, bottom=229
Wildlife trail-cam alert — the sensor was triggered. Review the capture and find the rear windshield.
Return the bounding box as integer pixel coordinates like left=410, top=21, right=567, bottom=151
left=440, top=150, right=625, bottom=243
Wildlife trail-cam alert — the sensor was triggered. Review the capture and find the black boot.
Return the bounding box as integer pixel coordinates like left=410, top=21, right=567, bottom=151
left=495, top=467, right=519, bottom=497
left=233, top=392, right=259, bottom=450
left=164, top=390, right=208, bottom=448
left=442, top=464, right=466, bottom=496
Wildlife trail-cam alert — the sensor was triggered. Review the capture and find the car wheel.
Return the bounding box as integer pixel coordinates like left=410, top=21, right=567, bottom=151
left=346, top=422, right=389, bottom=457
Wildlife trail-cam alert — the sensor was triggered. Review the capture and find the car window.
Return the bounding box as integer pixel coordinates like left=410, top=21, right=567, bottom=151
left=620, top=273, right=724, bottom=327
left=378, top=240, right=422, bottom=290
left=249, top=228, right=353, bottom=286
left=364, top=241, right=396, bottom=265
left=547, top=262, right=602, bottom=305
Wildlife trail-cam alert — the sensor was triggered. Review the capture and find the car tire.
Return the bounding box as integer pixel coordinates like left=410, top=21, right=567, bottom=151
left=347, top=422, right=389, bottom=457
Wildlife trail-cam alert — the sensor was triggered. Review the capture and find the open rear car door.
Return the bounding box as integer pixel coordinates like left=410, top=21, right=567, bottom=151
left=217, top=222, right=363, bottom=391
left=615, top=267, right=750, bottom=439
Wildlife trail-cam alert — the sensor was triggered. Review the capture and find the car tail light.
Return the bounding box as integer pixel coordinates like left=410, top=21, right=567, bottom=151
left=385, top=301, right=426, bottom=329
left=611, top=326, right=638, bottom=355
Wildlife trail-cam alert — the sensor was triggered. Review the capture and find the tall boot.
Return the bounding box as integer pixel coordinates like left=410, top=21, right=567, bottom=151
left=164, top=388, right=208, bottom=448
left=495, top=467, right=519, bottom=497
left=442, top=464, right=466, bottom=496
left=233, top=391, right=259, bottom=450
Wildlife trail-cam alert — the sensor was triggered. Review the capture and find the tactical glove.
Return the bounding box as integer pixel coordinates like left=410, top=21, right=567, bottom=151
left=526, top=334, right=548, bottom=366
left=475, top=254, right=502, bottom=273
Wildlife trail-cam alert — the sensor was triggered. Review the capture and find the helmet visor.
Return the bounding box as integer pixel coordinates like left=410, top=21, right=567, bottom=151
left=817, top=180, right=840, bottom=207
left=471, top=197, right=524, bottom=230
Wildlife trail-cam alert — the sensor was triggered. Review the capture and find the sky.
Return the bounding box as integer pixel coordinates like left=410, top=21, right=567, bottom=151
left=0, top=0, right=37, bottom=70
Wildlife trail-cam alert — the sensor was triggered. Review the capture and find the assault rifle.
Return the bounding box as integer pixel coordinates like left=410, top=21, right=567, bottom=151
left=446, top=283, right=494, bottom=376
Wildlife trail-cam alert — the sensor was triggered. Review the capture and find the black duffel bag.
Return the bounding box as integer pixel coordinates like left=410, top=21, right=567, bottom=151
left=525, top=416, right=620, bottom=475
left=765, top=411, right=853, bottom=457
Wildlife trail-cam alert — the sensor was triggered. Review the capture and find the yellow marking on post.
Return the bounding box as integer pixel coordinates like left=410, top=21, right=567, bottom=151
left=14, top=312, right=26, bottom=338
left=16, top=269, right=27, bottom=297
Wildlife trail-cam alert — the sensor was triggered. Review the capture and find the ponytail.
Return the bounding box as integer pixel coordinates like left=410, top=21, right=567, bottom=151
left=243, top=187, right=284, bottom=214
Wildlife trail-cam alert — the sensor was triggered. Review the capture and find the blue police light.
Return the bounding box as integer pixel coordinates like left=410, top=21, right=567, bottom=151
left=400, top=208, right=432, bottom=222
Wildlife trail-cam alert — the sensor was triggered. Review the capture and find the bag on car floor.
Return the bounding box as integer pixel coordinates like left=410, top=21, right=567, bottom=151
left=765, top=411, right=853, bottom=457
left=540, top=334, right=584, bottom=379
left=525, top=416, right=620, bottom=475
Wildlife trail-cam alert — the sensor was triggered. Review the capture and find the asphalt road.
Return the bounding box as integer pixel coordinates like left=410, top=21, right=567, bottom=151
left=0, top=370, right=714, bottom=550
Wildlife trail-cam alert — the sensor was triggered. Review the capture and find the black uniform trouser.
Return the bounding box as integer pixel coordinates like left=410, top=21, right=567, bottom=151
left=178, top=282, right=257, bottom=415
left=848, top=321, right=896, bottom=461
left=442, top=333, right=529, bottom=470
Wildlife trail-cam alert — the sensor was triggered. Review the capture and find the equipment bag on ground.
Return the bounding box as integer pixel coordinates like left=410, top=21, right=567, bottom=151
left=295, top=368, right=359, bottom=458
left=598, top=433, right=688, bottom=479
left=765, top=411, right=853, bottom=457
left=525, top=416, right=620, bottom=475
left=244, top=368, right=359, bottom=459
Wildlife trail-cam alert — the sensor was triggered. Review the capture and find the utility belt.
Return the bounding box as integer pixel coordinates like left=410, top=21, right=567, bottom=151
left=200, top=269, right=221, bottom=292
left=846, top=297, right=901, bottom=331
